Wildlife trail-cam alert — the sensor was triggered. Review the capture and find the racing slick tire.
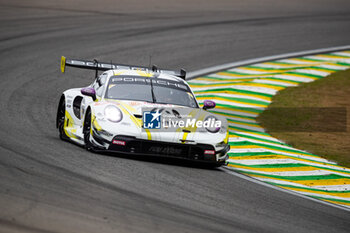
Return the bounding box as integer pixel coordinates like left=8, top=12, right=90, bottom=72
left=56, top=95, right=68, bottom=140
left=83, top=109, right=96, bottom=152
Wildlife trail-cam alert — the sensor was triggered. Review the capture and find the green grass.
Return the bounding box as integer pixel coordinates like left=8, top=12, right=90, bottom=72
left=258, top=69, right=350, bottom=167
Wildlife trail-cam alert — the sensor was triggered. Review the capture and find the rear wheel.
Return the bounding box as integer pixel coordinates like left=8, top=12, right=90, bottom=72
left=56, top=96, right=67, bottom=140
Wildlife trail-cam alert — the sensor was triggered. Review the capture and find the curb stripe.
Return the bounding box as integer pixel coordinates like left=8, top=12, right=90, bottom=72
left=189, top=47, right=350, bottom=209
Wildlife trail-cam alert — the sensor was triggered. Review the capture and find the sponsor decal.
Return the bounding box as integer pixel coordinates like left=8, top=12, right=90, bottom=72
left=129, top=101, right=142, bottom=106
left=94, top=102, right=109, bottom=106
left=204, top=150, right=215, bottom=155
left=110, top=76, right=188, bottom=91
left=148, top=146, right=182, bottom=155
left=112, top=140, right=126, bottom=146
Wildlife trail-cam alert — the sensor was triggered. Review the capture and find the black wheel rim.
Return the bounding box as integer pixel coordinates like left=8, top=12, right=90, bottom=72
left=83, top=112, right=91, bottom=144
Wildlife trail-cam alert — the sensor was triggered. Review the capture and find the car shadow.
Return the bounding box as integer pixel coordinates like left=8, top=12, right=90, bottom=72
left=53, top=135, right=224, bottom=170
left=98, top=151, right=224, bottom=171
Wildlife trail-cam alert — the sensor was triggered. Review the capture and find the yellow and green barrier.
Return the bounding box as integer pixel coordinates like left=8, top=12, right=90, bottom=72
left=188, top=51, right=350, bottom=208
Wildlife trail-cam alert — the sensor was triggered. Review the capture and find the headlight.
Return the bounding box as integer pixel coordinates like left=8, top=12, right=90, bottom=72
left=104, top=105, right=123, bottom=123
left=204, top=115, right=221, bottom=133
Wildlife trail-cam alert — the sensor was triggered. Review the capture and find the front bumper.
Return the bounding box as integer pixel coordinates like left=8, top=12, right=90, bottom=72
left=94, top=134, right=229, bottom=164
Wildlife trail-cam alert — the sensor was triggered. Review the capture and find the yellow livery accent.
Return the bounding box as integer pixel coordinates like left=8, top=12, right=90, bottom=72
left=64, top=110, right=77, bottom=139
left=145, top=129, right=152, bottom=140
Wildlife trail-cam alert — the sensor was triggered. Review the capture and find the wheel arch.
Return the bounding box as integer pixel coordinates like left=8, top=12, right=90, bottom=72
left=56, top=94, right=65, bottom=128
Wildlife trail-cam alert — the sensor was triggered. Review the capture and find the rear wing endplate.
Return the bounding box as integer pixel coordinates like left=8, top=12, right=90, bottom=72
left=60, top=56, right=186, bottom=80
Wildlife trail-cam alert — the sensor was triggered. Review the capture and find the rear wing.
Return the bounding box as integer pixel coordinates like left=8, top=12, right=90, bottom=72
left=60, top=56, right=186, bottom=80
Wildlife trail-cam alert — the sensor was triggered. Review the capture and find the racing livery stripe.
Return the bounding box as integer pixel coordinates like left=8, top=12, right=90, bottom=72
left=118, top=102, right=152, bottom=140
left=189, top=50, right=350, bottom=208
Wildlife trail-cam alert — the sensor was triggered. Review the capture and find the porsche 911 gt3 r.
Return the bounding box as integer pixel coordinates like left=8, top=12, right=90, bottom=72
left=57, top=57, right=230, bottom=165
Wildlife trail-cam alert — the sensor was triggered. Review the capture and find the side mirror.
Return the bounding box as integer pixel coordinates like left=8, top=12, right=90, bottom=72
left=203, top=100, right=216, bottom=110
left=81, top=87, right=96, bottom=101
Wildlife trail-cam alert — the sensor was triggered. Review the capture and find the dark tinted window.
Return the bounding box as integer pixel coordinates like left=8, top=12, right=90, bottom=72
left=153, top=85, right=197, bottom=108
left=106, top=83, right=153, bottom=102
left=105, top=76, right=198, bottom=108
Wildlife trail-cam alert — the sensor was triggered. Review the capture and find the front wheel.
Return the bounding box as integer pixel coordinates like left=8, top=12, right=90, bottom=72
left=83, top=110, right=95, bottom=151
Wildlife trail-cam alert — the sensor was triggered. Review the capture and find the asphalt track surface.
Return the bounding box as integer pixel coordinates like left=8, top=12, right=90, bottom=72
left=1, top=0, right=350, bottom=232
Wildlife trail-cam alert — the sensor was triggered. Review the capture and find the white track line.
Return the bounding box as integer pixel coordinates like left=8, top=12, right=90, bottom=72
left=187, top=45, right=350, bottom=79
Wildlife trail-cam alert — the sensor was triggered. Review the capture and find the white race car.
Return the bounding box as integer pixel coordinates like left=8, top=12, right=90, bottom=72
left=57, top=57, right=229, bottom=165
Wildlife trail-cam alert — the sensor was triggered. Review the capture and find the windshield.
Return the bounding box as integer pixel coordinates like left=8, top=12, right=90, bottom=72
left=105, top=76, right=198, bottom=108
